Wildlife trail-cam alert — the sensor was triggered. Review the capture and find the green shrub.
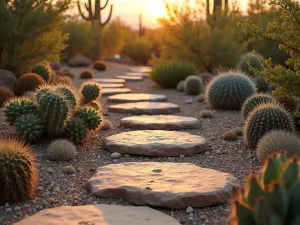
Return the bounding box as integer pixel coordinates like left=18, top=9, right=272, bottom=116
left=244, top=103, right=295, bottom=149
left=76, top=107, right=102, bottom=130
left=256, top=131, right=300, bottom=162
left=47, top=139, right=76, bottom=161
left=80, top=70, right=94, bottom=79
left=0, top=86, right=14, bottom=107
left=31, top=64, right=53, bottom=82
left=16, top=73, right=46, bottom=95
left=81, top=82, right=101, bottom=103
left=151, top=60, right=199, bottom=88
left=184, top=76, right=203, bottom=95
left=253, top=76, right=270, bottom=93
left=123, top=38, right=152, bottom=64
left=0, top=139, right=38, bottom=204
left=176, top=81, right=185, bottom=92
left=206, top=71, right=256, bottom=110
left=93, top=60, right=107, bottom=71
left=65, top=117, right=88, bottom=143
left=236, top=52, right=263, bottom=76
left=15, top=113, right=43, bottom=142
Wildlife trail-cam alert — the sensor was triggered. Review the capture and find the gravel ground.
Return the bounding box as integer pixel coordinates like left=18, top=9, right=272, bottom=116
left=0, top=62, right=260, bottom=225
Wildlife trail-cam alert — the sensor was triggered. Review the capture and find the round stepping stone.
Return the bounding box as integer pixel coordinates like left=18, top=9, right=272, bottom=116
left=120, top=115, right=200, bottom=130
left=102, top=88, right=132, bottom=96
left=125, top=72, right=149, bottom=77
left=103, top=130, right=208, bottom=156
left=15, top=204, right=180, bottom=225
left=114, top=75, right=143, bottom=81
left=98, top=83, right=124, bottom=88
left=129, top=66, right=152, bottom=73
left=108, top=93, right=167, bottom=103
left=93, top=78, right=125, bottom=83
left=108, top=102, right=180, bottom=114
left=87, top=162, right=240, bottom=209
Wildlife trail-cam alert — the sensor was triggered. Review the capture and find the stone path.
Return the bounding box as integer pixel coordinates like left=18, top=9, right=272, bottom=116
left=125, top=72, right=149, bottom=77
left=120, top=115, right=200, bottom=130
left=93, top=78, right=125, bottom=83
left=108, top=93, right=167, bottom=103
left=114, top=75, right=143, bottom=81
left=98, top=83, right=124, bottom=88
left=16, top=204, right=180, bottom=225
left=129, top=66, right=152, bottom=73
left=103, top=130, right=208, bottom=156
left=108, top=102, right=180, bottom=114
left=87, top=162, right=239, bottom=209
left=102, top=88, right=132, bottom=96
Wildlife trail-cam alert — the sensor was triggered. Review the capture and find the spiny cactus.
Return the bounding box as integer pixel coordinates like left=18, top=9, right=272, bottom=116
left=81, top=82, right=101, bottom=103
left=244, top=103, right=295, bottom=149
left=47, top=139, right=76, bottom=161
left=4, top=97, right=36, bottom=125
left=199, top=72, right=213, bottom=85
left=31, top=63, right=52, bottom=82
left=80, top=69, right=94, bottom=79
left=206, top=71, right=256, bottom=110
left=93, top=60, right=107, bottom=71
left=0, top=139, right=38, bottom=204
left=16, top=73, right=46, bottom=95
left=39, top=91, right=69, bottom=136
left=15, top=114, right=43, bottom=142
left=0, top=86, right=14, bottom=107
left=184, top=75, right=203, bottom=95
left=65, top=117, right=88, bottom=143
left=253, top=76, right=270, bottom=93
left=35, top=85, right=52, bottom=104
left=275, top=95, right=298, bottom=112
left=176, top=81, right=185, bottom=92
left=256, top=131, right=300, bottom=162
left=85, top=101, right=101, bottom=111
left=55, top=76, right=73, bottom=86
left=76, top=107, right=102, bottom=130
left=242, top=94, right=274, bottom=120
left=55, top=85, right=77, bottom=110
left=230, top=151, right=300, bottom=225
left=236, top=52, right=263, bottom=76
left=196, top=93, right=205, bottom=102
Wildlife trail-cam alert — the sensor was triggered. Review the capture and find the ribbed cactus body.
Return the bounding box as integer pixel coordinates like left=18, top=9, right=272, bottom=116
left=15, top=113, right=43, bottom=142
left=81, top=82, right=101, bottom=103
left=56, top=86, right=77, bottom=109
left=236, top=52, right=263, bottom=76
left=65, top=117, right=87, bottom=143
left=32, top=64, right=52, bottom=82
left=184, top=75, right=203, bottom=95
left=76, top=107, right=102, bottom=130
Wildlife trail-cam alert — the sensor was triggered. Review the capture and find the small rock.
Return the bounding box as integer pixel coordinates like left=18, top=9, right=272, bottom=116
left=184, top=98, right=193, bottom=104
left=4, top=203, right=9, bottom=208
left=200, top=215, right=208, bottom=221
left=187, top=216, right=193, bottom=221
left=186, top=206, right=194, bottom=213
left=37, top=186, right=43, bottom=191
left=47, top=168, right=54, bottom=174
left=111, top=152, right=121, bottom=159
left=93, top=201, right=98, bottom=204
left=63, top=165, right=76, bottom=174
left=5, top=208, right=12, bottom=213
left=180, top=155, right=185, bottom=158
left=13, top=206, right=21, bottom=211
left=222, top=131, right=238, bottom=141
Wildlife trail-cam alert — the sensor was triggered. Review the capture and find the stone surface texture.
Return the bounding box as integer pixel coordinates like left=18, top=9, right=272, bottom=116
left=88, top=162, right=240, bottom=209
left=93, top=78, right=125, bottom=83
left=103, top=130, right=208, bottom=156
left=120, top=115, right=200, bottom=130
left=102, top=88, right=132, bottom=96
left=129, top=66, right=152, bottom=73
left=98, top=83, right=124, bottom=88
left=0, top=69, right=16, bottom=92
left=15, top=204, right=180, bottom=225
left=108, top=93, right=167, bottom=103
left=108, top=102, right=180, bottom=114
left=125, top=72, right=149, bottom=77
left=114, top=75, right=143, bottom=81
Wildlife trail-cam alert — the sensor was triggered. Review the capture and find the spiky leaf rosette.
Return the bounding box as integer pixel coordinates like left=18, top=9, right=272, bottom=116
left=4, top=97, right=36, bottom=125
left=85, top=101, right=101, bottom=111
left=76, top=107, right=102, bottom=130
left=0, top=139, right=38, bottom=204
left=244, top=103, right=295, bottom=149
left=31, top=63, right=52, bottom=82
left=236, top=52, right=264, bottom=77
left=230, top=151, right=300, bottom=225
left=65, top=117, right=88, bottom=143
left=47, top=139, right=76, bottom=161
left=184, top=75, right=203, bottom=95
left=206, top=71, right=256, bottom=110
left=253, top=76, right=270, bottom=93
left=81, top=82, right=101, bottom=103
left=55, top=85, right=77, bottom=110
left=242, top=94, right=274, bottom=120
left=39, top=91, right=68, bottom=136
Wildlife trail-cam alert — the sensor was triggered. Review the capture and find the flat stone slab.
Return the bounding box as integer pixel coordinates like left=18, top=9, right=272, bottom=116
left=102, top=88, right=132, bottom=96
left=15, top=204, right=180, bottom=225
left=120, top=115, right=200, bottom=130
left=87, top=162, right=240, bottom=209
left=108, top=93, right=167, bottom=103
left=103, top=130, right=208, bottom=156
left=114, top=75, right=143, bottom=81
left=108, top=102, right=180, bottom=114
left=93, top=78, right=125, bottom=84
left=98, top=83, right=124, bottom=88
left=125, top=72, right=149, bottom=77
left=129, top=66, right=152, bottom=73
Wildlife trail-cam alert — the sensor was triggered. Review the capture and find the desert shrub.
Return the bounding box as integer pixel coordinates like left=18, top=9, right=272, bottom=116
left=81, top=82, right=101, bottom=103
left=176, top=81, right=185, bottom=92
left=0, top=139, right=38, bottom=204
left=31, top=63, right=53, bottom=82
left=222, top=131, right=238, bottom=141
left=123, top=38, right=152, bottom=65
left=244, top=103, right=295, bottom=149
left=206, top=71, right=256, bottom=110
left=236, top=52, right=263, bottom=76
left=0, top=86, right=14, bottom=107
left=196, top=94, right=205, bottom=102
left=80, top=70, right=94, bottom=79
left=47, top=139, right=76, bottom=161
left=15, top=73, right=46, bottom=95
left=93, top=60, right=106, bottom=71
left=15, top=113, right=43, bottom=142
left=151, top=60, right=198, bottom=88
left=253, top=75, right=270, bottom=93
left=200, top=109, right=212, bottom=118
left=185, top=76, right=203, bottom=95
left=275, top=95, right=298, bottom=112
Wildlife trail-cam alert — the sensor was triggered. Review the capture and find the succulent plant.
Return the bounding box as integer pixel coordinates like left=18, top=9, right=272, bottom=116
left=200, top=109, right=213, bottom=118
left=93, top=60, right=107, bottom=71
left=196, top=93, right=205, bottom=102
left=184, top=75, right=203, bottom=95
left=80, top=69, right=94, bottom=79
left=0, top=86, right=14, bottom=107
left=256, top=131, right=300, bottom=162
left=231, top=127, right=243, bottom=136
left=206, top=71, right=256, bottom=110
left=4, top=97, right=36, bottom=125
left=55, top=85, right=77, bottom=110
left=242, top=94, right=274, bottom=120
left=15, top=113, right=43, bottom=142
left=76, top=107, right=102, bottom=130
left=236, top=52, right=264, bottom=76
left=176, top=81, right=185, bottom=92
left=244, top=103, right=295, bottom=149
left=0, top=139, right=38, bottom=204
left=253, top=76, right=270, bottom=93
left=31, top=63, right=52, bottom=82
left=47, top=139, right=76, bottom=161
left=222, top=131, right=238, bottom=141
left=55, top=76, right=73, bottom=86
left=85, top=101, right=101, bottom=111
left=65, top=117, right=88, bottom=143
left=16, top=73, right=46, bottom=95
left=35, top=85, right=52, bottom=104
left=39, top=91, right=69, bottom=136
left=230, top=151, right=300, bottom=225
left=81, top=82, right=101, bottom=103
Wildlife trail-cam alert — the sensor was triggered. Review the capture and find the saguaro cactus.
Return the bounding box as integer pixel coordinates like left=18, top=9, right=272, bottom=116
left=77, top=0, right=113, bottom=59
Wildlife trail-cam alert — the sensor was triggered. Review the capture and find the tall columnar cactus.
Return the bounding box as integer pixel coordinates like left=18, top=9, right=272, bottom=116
left=15, top=113, right=43, bottom=142
left=0, top=139, right=38, bottom=204
left=39, top=91, right=69, bottom=136
left=65, top=117, right=88, bottom=143
left=184, top=75, right=203, bottom=95
left=77, top=0, right=113, bottom=59
left=76, top=106, right=102, bottom=130
left=81, top=82, right=101, bottom=103
left=230, top=151, right=300, bottom=225
left=244, top=103, right=295, bottom=149
left=56, top=85, right=77, bottom=110
left=206, top=71, right=256, bottom=110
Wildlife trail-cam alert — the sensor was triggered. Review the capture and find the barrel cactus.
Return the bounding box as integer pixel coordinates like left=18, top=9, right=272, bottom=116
left=184, top=75, right=203, bottom=95
left=253, top=76, right=270, bottom=93
left=16, top=73, right=46, bottom=95
left=242, top=94, right=274, bottom=120
left=81, top=82, right=101, bottom=103
left=76, top=107, right=102, bottom=130
left=244, top=103, right=295, bottom=149
left=85, top=101, right=101, bottom=111
left=15, top=113, right=43, bottom=142
left=31, top=63, right=52, bottom=82
left=47, top=139, right=76, bottom=161
left=236, top=52, right=263, bottom=76
left=65, top=117, right=88, bottom=143
left=0, top=139, right=38, bottom=204
left=55, top=85, right=77, bottom=110
left=80, top=69, right=94, bottom=79
left=230, top=151, right=300, bottom=225
left=36, top=85, right=52, bottom=104
left=206, top=71, right=256, bottom=110
left=176, top=81, right=185, bottom=92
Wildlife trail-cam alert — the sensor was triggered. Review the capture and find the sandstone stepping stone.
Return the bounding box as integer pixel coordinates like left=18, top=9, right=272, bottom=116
left=93, top=78, right=125, bottom=84
left=120, top=115, right=200, bottom=130
left=108, top=102, right=180, bottom=114
left=102, top=88, right=132, bottom=96
left=108, top=93, right=167, bottom=103
left=129, top=66, right=152, bottom=73
left=103, top=130, right=208, bottom=156
left=15, top=204, right=180, bottom=225
left=125, top=72, right=149, bottom=77
left=87, top=162, right=239, bottom=209
left=114, top=75, right=143, bottom=81
left=98, top=83, right=124, bottom=88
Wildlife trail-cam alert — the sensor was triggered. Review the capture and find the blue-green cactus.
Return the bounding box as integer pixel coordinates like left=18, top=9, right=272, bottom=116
left=15, top=113, right=43, bottom=142
left=236, top=52, right=264, bottom=76
left=184, top=75, right=203, bottom=95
